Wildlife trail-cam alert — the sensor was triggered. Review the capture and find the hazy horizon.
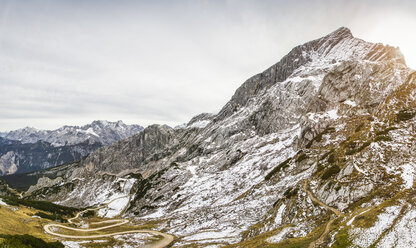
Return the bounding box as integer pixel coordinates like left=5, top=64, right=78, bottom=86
left=1, top=0, right=416, bottom=131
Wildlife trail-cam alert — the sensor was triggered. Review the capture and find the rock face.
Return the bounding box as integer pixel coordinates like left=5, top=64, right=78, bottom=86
left=0, top=138, right=101, bottom=176
left=28, top=27, right=416, bottom=247
left=0, top=120, right=143, bottom=176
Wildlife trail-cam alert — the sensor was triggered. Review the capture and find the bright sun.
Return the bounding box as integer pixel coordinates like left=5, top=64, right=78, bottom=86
left=356, top=12, right=416, bottom=70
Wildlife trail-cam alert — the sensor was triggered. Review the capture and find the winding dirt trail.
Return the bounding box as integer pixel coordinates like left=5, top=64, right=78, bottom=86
left=44, top=196, right=174, bottom=248
left=303, top=180, right=342, bottom=248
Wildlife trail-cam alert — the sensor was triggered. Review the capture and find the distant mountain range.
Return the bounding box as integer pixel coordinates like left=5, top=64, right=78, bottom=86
left=0, top=120, right=143, bottom=176
left=0, top=120, right=143, bottom=146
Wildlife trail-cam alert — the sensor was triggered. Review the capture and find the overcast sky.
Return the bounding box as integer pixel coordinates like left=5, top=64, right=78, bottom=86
left=1, top=0, right=415, bottom=131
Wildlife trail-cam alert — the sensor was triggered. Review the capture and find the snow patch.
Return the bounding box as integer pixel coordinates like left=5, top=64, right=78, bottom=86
left=378, top=208, right=416, bottom=248
left=189, top=120, right=210, bottom=129
left=401, top=163, right=414, bottom=189
left=344, top=100, right=357, bottom=107
left=0, top=199, right=7, bottom=206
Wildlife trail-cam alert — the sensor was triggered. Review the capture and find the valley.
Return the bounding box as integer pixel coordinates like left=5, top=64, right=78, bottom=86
left=0, top=194, right=174, bottom=248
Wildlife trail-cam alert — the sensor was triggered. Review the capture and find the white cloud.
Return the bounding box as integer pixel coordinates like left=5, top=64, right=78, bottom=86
left=0, top=0, right=415, bottom=130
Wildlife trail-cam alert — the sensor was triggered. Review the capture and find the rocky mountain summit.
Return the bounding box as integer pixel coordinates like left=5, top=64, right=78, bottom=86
left=0, top=121, right=143, bottom=176
left=27, top=27, right=416, bottom=247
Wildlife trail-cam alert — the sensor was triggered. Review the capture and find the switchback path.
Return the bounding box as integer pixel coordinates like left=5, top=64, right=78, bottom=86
left=44, top=196, right=174, bottom=248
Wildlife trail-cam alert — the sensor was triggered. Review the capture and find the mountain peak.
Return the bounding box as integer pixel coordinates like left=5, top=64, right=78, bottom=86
left=216, top=27, right=406, bottom=120
left=327, top=26, right=353, bottom=39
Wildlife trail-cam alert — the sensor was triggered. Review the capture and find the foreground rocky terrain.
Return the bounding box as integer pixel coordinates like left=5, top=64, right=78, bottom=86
left=0, top=121, right=143, bottom=176
left=27, top=27, right=416, bottom=247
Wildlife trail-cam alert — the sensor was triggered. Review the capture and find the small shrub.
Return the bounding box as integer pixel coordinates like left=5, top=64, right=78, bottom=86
left=356, top=141, right=371, bottom=152
left=346, top=140, right=356, bottom=149
left=265, top=158, right=291, bottom=180
left=355, top=123, right=364, bottom=132
left=327, top=153, right=336, bottom=164
left=316, top=163, right=325, bottom=172
left=396, top=109, right=416, bottom=122
left=321, top=165, right=341, bottom=180
left=295, top=153, right=308, bottom=163
left=284, top=187, right=299, bottom=198
left=345, top=148, right=357, bottom=155
left=346, top=141, right=371, bottom=155
left=375, top=127, right=397, bottom=136
left=306, top=127, right=336, bottom=148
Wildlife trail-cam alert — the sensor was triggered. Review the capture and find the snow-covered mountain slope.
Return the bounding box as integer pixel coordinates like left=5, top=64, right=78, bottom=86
left=28, top=27, right=416, bottom=247
left=0, top=120, right=144, bottom=146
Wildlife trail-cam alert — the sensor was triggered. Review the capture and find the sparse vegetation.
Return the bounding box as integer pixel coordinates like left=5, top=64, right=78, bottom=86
left=331, top=228, right=352, bottom=248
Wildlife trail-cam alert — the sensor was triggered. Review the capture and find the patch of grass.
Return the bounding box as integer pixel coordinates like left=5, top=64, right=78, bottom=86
left=0, top=234, right=64, bottom=248
left=265, top=158, right=291, bottom=180
left=321, top=165, right=341, bottom=180
left=33, top=212, right=66, bottom=223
